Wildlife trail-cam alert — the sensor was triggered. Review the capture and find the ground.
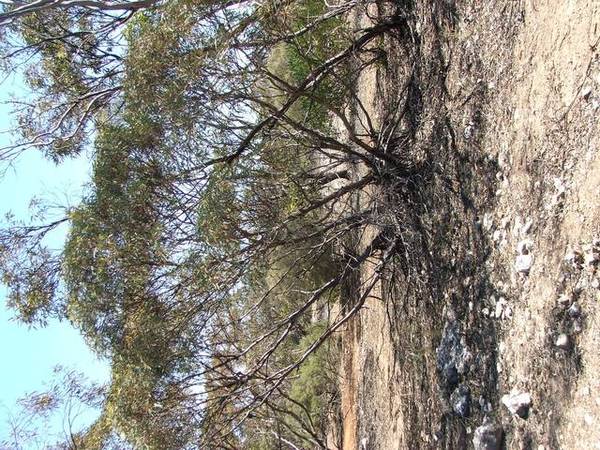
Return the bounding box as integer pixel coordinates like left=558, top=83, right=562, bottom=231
left=336, top=1, right=600, bottom=449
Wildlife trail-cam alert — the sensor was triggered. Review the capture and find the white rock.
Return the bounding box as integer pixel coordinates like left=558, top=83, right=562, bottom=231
left=493, top=229, right=505, bottom=243
left=581, top=85, right=593, bottom=99
left=584, top=249, right=599, bottom=266
left=554, top=177, right=566, bottom=195
left=500, top=216, right=511, bottom=229
left=517, top=239, right=533, bottom=254
left=502, top=391, right=532, bottom=418
left=555, top=333, right=569, bottom=349
left=503, top=306, right=513, bottom=320
left=515, top=254, right=533, bottom=274
left=591, top=278, right=599, bottom=289
left=557, top=294, right=572, bottom=306
left=482, top=307, right=490, bottom=316
left=482, top=213, right=494, bottom=231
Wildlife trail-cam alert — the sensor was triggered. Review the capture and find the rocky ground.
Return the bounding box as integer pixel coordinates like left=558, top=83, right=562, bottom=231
left=337, top=1, right=600, bottom=449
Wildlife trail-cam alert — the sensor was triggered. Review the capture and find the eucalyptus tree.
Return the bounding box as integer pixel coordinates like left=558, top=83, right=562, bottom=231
left=0, top=0, right=410, bottom=447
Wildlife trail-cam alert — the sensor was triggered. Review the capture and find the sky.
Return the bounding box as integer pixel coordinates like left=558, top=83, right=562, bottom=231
left=0, top=81, right=110, bottom=444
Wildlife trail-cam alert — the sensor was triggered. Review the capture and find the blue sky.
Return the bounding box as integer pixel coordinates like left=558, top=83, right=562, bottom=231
left=0, top=81, right=109, bottom=444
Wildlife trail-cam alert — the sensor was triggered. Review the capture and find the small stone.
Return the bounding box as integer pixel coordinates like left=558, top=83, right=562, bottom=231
left=493, top=229, right=505, bottom=243
left=483, top=213, right=494, bottom=231
left=495, top=302, right=504, bottom=319
left=565, top=249, right=584, bottom=268
left=554, top=177, right=566, bottom=195
left=555, top=333, right=569, bottom=349
left=573, top=319, right=583, bottom=334
left=502, top=391, right=532, bottom=418
left=473, top=419, right=503, bottom=450
left=464, top=123, right=475, bottom=140
left=517, top=239, right=533, bottom=254
left=451, top=384, right=471, bottom=417
left=482, top=307, right=490, bottom=316
left=568, top=302, right=581, bottom=318
left=584, top=414, right=594, bottom=425
left=592, top=278, right=600, bottom=289
left=584, top=249, right=599, bottom=266
left=558, top=294, right=572, bottom=306
left=503, top=306, right=513, bottom=319
left=515, top=253, right=533, bottom=274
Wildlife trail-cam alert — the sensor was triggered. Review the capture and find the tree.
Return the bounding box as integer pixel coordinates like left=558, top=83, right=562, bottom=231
left=0, top=0, right=414, bottom=447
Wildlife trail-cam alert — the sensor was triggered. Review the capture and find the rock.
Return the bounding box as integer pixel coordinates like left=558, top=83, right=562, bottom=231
left=473, top=419, right=503, bottom=450
left=584, top=247, right=599, bottom=266
left=451, top=384, right=471, bottom=417
left=565, top=249, right=584, bottom=268
left=515, top=253, right=533, bottom=274
left=592, top=278, right=600, bottom=289
left=436, top=319, right=471, bottom=389
left=464, top=123, right=475, bottom=139
left=557, top=293, right=572, bottom=306
left=502, top=391, right=532, bottom=418
left=568, top=302, right=581, bottom=318
left=517, top=239, right=533, bottom=254
left=493, top=229, right=506, bottom=243
left=573, top=319, right=583, bottom=334
left=483, top=213, right=494, bottom=231
left=555, top=333, right=569, bottom=349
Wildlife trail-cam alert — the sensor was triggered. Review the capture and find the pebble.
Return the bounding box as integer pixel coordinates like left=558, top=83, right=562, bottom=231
left=565, top=249, right=584, bottom=268
left=493, top=229, right=505, bottom=243
left=592, top=278, right=600, bottom=289
left=557, top=293, right=572, bottom=306
left=502, top=391, right=532, bottom=418
left=573, top=319, right=583, bottom=334
left=555, top=333, right=569, bottom=349
left=451, top=384, right=472, bottom=417
left=483, top=213, right=494, bottom=231
left=473, top=419, right=503, bottom=450
left=515, top=253, right=533, bottom=274
left=568, top=302, right=581, bottom=318
left=517, top=239, right=533, bottom=254
left=584, top=247, right=599, bottom=266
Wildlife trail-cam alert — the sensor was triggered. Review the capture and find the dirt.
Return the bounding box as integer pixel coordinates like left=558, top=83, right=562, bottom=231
left=334, top=0, right=600, bottom=449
